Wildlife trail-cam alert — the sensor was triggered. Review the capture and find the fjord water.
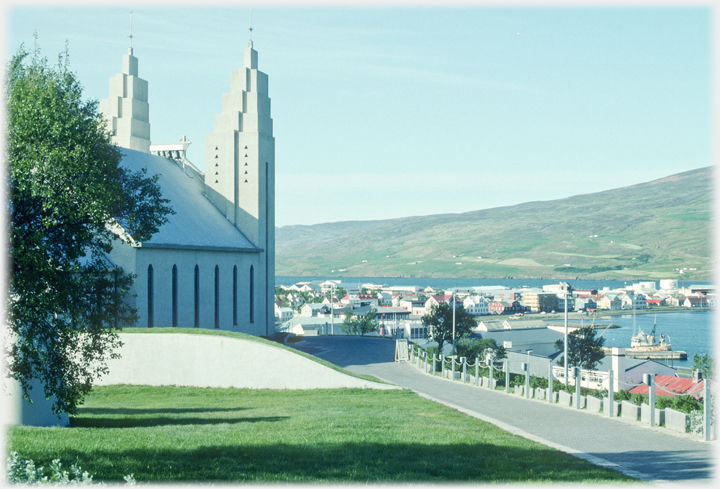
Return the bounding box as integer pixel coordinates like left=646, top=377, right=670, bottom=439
left=597, top=310, right=714, bottom=369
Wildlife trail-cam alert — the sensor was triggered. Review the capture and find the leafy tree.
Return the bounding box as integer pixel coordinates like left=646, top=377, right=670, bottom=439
left=554, top=326, right=606, bottom=371
left=340, top=308, right=379, bottom=336
left=455, top=337, right=507, bottom=363
left=6, top=44, right=173, bottom=415
left=421, top=303, right=476, bottom=356
left=692, top=353, right=715, bottom=379
left=335, top=287, right=346, bottom=301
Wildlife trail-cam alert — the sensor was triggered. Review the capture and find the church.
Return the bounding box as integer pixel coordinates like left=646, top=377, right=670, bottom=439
left=99, top=32, right=275, bottom=337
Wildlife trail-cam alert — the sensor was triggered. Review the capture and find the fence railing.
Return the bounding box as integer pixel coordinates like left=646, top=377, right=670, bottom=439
left=405, top=342, right=715, bottom=441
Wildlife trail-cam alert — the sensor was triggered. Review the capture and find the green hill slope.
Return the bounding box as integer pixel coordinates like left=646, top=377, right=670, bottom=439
left=276, top=167, right=714, bottom=280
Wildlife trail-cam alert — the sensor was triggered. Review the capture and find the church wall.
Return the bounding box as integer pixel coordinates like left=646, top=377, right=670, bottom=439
left=132, top=247, right=266, bottom=336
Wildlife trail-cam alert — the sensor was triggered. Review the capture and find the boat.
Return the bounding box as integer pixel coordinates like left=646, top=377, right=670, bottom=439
left=624, top=314, right=686, bottom=360
left=629, top=315, right=671, bottom=352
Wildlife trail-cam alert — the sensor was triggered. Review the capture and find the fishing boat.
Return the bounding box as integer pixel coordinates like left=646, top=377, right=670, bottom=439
left=626, top=314, right=686, bottom=360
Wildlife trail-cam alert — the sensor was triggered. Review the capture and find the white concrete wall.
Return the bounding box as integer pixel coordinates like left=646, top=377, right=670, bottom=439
left=95, top=333, right=398, bottom=390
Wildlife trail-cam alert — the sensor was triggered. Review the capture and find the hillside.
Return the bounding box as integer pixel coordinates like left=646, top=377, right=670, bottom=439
left=276, top=167, right=714, bottom=281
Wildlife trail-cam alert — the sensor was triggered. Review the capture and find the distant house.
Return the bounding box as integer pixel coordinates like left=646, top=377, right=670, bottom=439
left=489, top=300, right=522, bottom=315
left=522, top=291, right=559, bottom=313
left=621, top=293, right=647, bottom=310
left=684, top=296, right=711, bottom=308
left=597, top=294, right=623, bottom=310
left=574, top=289, right=598, bottom=297
left=646, top=297, right=665, bottom=307
left=357, top=294, right=379, bottom=307
left=463, top=296, right=489, bottom=316
left=340, top=294, right=361, bottom=306
left=574, top=297, right=597, bottom=312
left=375, top=306, right=412, bottom=322
left=425, top=295, right=456, bottom=309
left=630, top=374, right=715, bottom=399
left=300, top=303, right=331, bottom=317
left=376, top=292, right=392, bottom=305
left=275, top=307, right=294, bottom=323
left=400, top=298, right=427, bottom=316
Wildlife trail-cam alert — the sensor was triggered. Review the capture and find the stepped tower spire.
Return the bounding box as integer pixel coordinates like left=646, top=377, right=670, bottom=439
left=205, top=11, right=275, bottom=333
left=98, top=12, right=151, bottom=152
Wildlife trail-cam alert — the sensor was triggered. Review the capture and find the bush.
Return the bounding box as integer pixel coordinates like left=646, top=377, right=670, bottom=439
left=614, top=389, right=631, bottom=402
left=655, top=396, right=674, bottom=410
left=530, top=376, right=548, bottom=389
left=5, top=451, right=136, bottom=485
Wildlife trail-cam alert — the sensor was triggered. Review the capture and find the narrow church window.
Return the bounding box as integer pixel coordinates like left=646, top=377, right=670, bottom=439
left=233, top=265, right=238, bottom=325
left=194, top=265, right=200, bottom=328
left=250, top=265, right=254, bottom=323
left=215, top=155, right=219, bottom=158
left=214, top=265, right=220, bottom=329
left=172, top=265, right=178, bottom=327
left=215, top=146, right=218, bottom=150
left=244, top=146, right=248, bottom=149
left=147, top=265, right=154, bottom=328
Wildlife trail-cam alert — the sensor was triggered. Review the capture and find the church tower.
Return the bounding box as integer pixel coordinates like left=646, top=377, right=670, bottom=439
left=205, top=23, right=275, bottom=334
left=99, top=14, right=151, bottom=153
left=205, top=30, right=275, bottom=250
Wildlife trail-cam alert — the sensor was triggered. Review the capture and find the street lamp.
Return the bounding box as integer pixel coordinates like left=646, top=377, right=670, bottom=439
left=452, top=290, right=456, bottom=358
left=330, top=283, right=335, bottom=335
left=561, top=282, right=570, bottom=386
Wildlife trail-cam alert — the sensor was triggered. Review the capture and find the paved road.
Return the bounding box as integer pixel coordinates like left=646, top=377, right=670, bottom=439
left=289, top=335, right=717, bottom=486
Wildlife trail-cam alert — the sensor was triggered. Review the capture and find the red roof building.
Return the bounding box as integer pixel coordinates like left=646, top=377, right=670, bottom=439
left=629, top=374, right=714, bottom=398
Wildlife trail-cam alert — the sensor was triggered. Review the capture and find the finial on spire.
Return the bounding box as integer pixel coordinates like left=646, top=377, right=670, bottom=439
left=128, top=11, right=133, bottom=55
left=248, top=6, right=253, bottom=48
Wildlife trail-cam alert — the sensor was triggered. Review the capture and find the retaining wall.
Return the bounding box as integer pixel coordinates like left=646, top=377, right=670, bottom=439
left=664, top=407, right=690, bottom=434
left=621, top=401, right=641, bottom=421
left=95, top=333, right=398, bottom=390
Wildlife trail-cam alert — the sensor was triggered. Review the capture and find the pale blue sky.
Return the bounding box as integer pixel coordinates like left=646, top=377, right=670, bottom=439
left=6, top=3, right=715, bottom=227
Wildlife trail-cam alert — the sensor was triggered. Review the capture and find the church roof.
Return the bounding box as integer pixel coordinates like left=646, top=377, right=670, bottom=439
left=118, top=148, right=260, bottom=252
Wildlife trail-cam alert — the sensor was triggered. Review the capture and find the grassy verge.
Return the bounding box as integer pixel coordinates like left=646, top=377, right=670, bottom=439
left=7, top=385, right=641, bottom=483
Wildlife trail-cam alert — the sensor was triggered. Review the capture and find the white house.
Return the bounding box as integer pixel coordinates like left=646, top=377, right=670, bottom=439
left=463, top=296, right=489, bottom=316
left=275, top=307, right=294, bottom=323
left=621, top=293, right=647, bottom=310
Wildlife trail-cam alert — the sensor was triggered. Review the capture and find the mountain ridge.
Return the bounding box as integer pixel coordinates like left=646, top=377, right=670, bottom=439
left=276, top=167, right=713, bottom=281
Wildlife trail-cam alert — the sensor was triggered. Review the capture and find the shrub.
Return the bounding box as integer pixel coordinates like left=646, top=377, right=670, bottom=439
left=614, top=389, right=631, bottom=402
left=655, top=396, right=674, bottom=410
left=530, top=376, right=548, bottom=389
left=5, top=451, right=137, bottom=485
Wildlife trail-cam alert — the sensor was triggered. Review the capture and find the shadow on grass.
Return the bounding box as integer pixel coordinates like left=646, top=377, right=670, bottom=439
left=79, top=407, right=251, bottom=416
left=48, top=442, right=641, bottom=483
left=71, top=416, right=289, bottom=428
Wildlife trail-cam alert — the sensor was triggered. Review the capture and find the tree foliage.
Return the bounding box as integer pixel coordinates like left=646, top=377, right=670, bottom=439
left=692, top=353, right=715, bottom=379
left=554, top=326, right=606, bottom=371
left=5, top=43, right=174, bottom=415
left=340, top=308, right=379, bottom=336
left=455, top=337, right=507, bottom=363
left=421, top=303, right=476, bottom=355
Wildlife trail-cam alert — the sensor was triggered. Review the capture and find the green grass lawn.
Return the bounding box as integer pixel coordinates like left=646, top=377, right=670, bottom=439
left=7, top=385, right=642, bottom=483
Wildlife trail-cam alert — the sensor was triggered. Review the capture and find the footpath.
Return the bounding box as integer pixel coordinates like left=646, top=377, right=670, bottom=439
left=290, top=335, right=716, bottom=486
